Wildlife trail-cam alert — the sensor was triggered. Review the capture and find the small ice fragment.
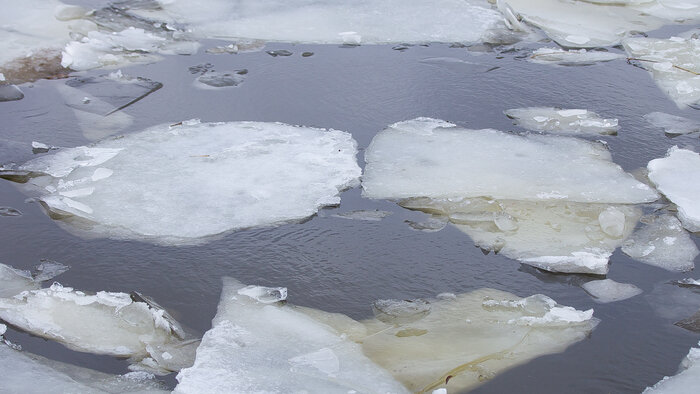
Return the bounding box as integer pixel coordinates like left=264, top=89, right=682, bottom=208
left=0, top=73, right=5, bottom=81
left=676, top=278, right=700, bottom=287
left=598, top=207, right=626, bottom=238
left=91, top=167, right=113, bottom=182
left=237, top=285, right=287, bottom=304
left=622, top=215, right=698, bottom=271
left=32, top=260, right=69, bottom=282
left=582, top=279, right=642, bottom=303
left=528, top=47, right=623, bottom=66
left=339, top=31, right=362, bottom=45
left=0, top=85, right=24, bottom=102
left=643, top=112, right=700, bottom=135
left=405, top=215, right=448, bottom=232
left=31, top=141, right=55, bottom=154
left=266, top=49, right=292, bottom=57
left=0, top=207, right=22, bottom=217
left=331, top=210, right=392, bottom=221
left=504, top=107, right=619, bottom=135
left=647, top=147, right=700, bottom=232
left=196, top=71, right=245, bottom=88
left=371, top=299, right=431, bottom=324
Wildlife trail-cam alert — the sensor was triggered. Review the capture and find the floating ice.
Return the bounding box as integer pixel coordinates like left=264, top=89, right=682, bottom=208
left=622, top=214, right=698, bottom=271
left=0, top=207, right=22, bottom=217
left=644, top=341, right=700, bottom=393
left=624, top=35, right=700, bottom=108
left=15, top=121, right=361, bottom=244
left=644, top=112, right=700, bottom=135
left=504, top=107, right=619, bottom=135
left=331, top=210, right=393, bottom=221
left=582, top=279, right=642, bottom=303
left=137, top=0, right=507, bottom=44
left=362, top=118, right=656, bottom=203
left=528, top=48, right=624, bottom=66
left=195, top=70, right=247, bottom=89
left=173, top=278, right=408, bottom=394
left=0, top=261, right=68, bottom=298
left=0, top=342, right=169, bottom=394
left=0, top=84, right=24, bottom=102
left=647, top=147, right=700, bottom=232
left=677, top=278, right=700, bottom=287
left=405, top=215, right=449, bottom=232
left=400, top=197, right=640, bottom=275
left=205, top=40, right=265, bottom=54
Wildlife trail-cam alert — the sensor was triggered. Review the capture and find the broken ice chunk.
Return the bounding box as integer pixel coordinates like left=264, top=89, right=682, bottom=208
left=582, top=279, right=642, bottom=303
left=32, top=141, right=57, bottom=154
left=0, top=207, right=22, bottom=217
left=339, top=31, right=362, bottom=45
left=331, top=210, right=392, bottom=221
left=266, top=49, right=293, bottom=57
left=14, top=121, right=361, bottom=245
left=173, top=277, right=408, bottom=394
left=643, top=341, right=700, bottom=393
left=363, top=118, right=655, bottom=203
left=623, top=36, right=700, bottom=108
left=644, top=112, right=700, bottom=136
left=195, top=71, right=246, bottom=89
left=237, top=285, right=288, bottom=304
left=0, top=261, right=68, bottom=298
left=676, top=278, right=700, bottom=287
left=647, top=147, right=700, bottom=232
left=405, top=215, right=449, bottom=232
left=622, top=214, right=698, bottom=271
left=675, top=310, right=700, bottom=333
left=528, top=47, right=623, bottom=66
left=0, top=84, right=24, bottom=102
left=372, top=299, right=431, bottom=324
left=504, top=107, right=619, bottom=135
left=64, top=72, right=163, bottom=116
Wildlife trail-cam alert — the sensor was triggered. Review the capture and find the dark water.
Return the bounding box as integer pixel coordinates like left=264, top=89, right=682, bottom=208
left=1, top=25, right=700, bottom=394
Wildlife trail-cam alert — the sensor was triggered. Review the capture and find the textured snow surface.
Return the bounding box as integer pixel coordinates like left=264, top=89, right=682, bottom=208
left=174, top=278, right=408, bottom=394
left=504, top=107, right=619, bottom=135
left=644, top=112, right=700, bottom=135
left=647, top=147, right=700, bottom=232
left=142, top=0, right=506, bottom=44
left=622, top=214, right=698, bottom=271
left=17, top=120, right=361, bottom=244
left=582, top=279, right=643, bottom=303
left=528, top=47, right=624, bottom=66
left=644, top=341, right=700, bottom=393
left=624, top=35, right=700, bottom=108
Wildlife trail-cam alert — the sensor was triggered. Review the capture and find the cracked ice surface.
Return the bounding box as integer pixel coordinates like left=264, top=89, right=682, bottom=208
left=504, top=107, right=619, bottom=135
left=15, top=121, right=361, bottom=245
left=622, top=214, right=698, bottom=271
left=624, top=35, right=700, bottom=108
left=644, top=341, right=700, bottom=394
left=173, top=278, right=409, bottom=394
left=647, top=147, right=700, bottom=232
left=135, top=0, right=507, bottom=44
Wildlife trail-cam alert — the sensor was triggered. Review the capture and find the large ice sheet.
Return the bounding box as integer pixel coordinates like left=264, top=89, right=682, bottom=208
left=400, top=197, right=640, bottom=274
left=0, top=342, right=168, bottom=394
left=504, top=107, right=619, bottom=135
left=622, top=214, right=698, bottom=271
left=624, top=35, right=700, bottom=108
left=362, top=118, right=657, bottom=203
left=647, top=147, right=700, bottom=232
left=16, top=120, right=361, bottom=244
left=644, top=341, right=700, bottom=394
left=136, top=0, right=507, bottom=44
left=174, top=278, right=408, bottom=394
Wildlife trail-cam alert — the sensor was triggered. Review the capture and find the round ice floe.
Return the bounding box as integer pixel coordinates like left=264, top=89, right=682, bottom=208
left=18, top=120, right=361, bottom=244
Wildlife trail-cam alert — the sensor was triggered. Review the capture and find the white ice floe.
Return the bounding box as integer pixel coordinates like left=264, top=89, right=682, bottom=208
left=17, top=121, right=361, bottom=245
left=677, top=278, right=700, bottom=286
left=624, top=35, right=700, bottom=108
left=644, top=112, right=700, bottom=135
left=647, top=147, right=700, bottom=232
left=528, top=47, right=624, bottom=66
left=136, top=0, right=507, bottom=44
left=173, top=278, right=409, bottom=394
left=363, top=118, right=657, bottom=203
left=504, top=107, right=619, bottom=135
left=0, top=342, right=169, bottom=394
left=644, top=341, right=700, bottom=394
left=622, top=214, right=698, bottom=271
left=582, top=279, right=642, bottom=303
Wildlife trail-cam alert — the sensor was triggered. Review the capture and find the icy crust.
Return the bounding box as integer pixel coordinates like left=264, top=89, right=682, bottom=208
left=528, top=48, right=624, bottom=66
left=644, top=341, right=700, bottom=393
left=17, top=121, right=361, bottom=245
left=581, top=279, right=642, bottom=303
left=623, top=35, right=700, bottom=108
left=0, top=283, right=184, bottom=360
left=0, top=343, right=168, bottom=394
left=174, top=278, right=409, bottom=394
left=362, top=118, right=657, bottom=204
left=504, top=107, right=619, bottom=135
left=647, top=147, right=700, bottom=232
left=622, top=214, right=698, bottom=271
left=143, top=0, right=506, bottom=44
left=400, top=197, right=640, bottom=275
left=644, top=112, right=700, bottom=135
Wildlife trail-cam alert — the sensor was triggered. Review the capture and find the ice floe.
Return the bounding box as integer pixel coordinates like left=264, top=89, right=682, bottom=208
left=0, top=207, right=22, bottom=217
left=0, top=84, right=24, bottom=102
left=504, top=107, right=619, bottom=135
left=195, top=70, right=247, bottom=89
left=174, top=278, right=409, bottom=394
left=622, top=214, right=698, bottom=271
left=644, top=112, right=700, bottom=135
left=528, top=47, right=624, bottom=66
left=132, top=0, right=508, bottom=45
left=647, top=147, right=700, bottom=232
left=330, top=210, right=393, bottom=221
left=582, top=279, right=642, bottom=303
left=624, top=35, right=700, bottom=108
left=0, top=261, right=68, bottom=298
left=176, top=278, right=597, bottom=393
left=677, top=278, right=700, bottom=287
left=12, top=120, right=361, bottom=244
left=644, top=341, right=700, bottom=393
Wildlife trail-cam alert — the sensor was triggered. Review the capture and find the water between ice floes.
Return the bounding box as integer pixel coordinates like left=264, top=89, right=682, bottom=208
left=0, top=3, right=699, bottom=394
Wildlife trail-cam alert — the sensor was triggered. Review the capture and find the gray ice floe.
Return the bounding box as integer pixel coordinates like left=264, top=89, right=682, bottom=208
left=581, top=279, right=642, bottom=303
left=331, top=210, right=393, bottom=221
left=13, top=120, right=361, bottom=245
left=644, top=112, right=700, bottom=135
left=528, top=47, right=624, bottom=66
left=644, top=341, right=700, bottom=393
left=195, top=70, right=247, bottom=89
left=647, top=147, right=700, bottom=232
left=504, top=107, right=619, bottom=135
left=0, top=84, right=24, bottom=102
left=622, top=214, right=698, bottom=271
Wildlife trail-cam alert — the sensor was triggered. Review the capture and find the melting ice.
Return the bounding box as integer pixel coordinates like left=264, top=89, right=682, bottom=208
left=622, top=214, right=698, bottom=271
left=644, top=112, right=700, bottom=135
left=528, top=48, right=624, bottom=66
left=644, top=341, right=700, bottom=393
left=504, top=107, right=619, bottom=135
left=10, top=120, right=361, bottom=244
left=581, top=279, right=642, bottom=303
left=647, top=147, right=700, bottom=232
